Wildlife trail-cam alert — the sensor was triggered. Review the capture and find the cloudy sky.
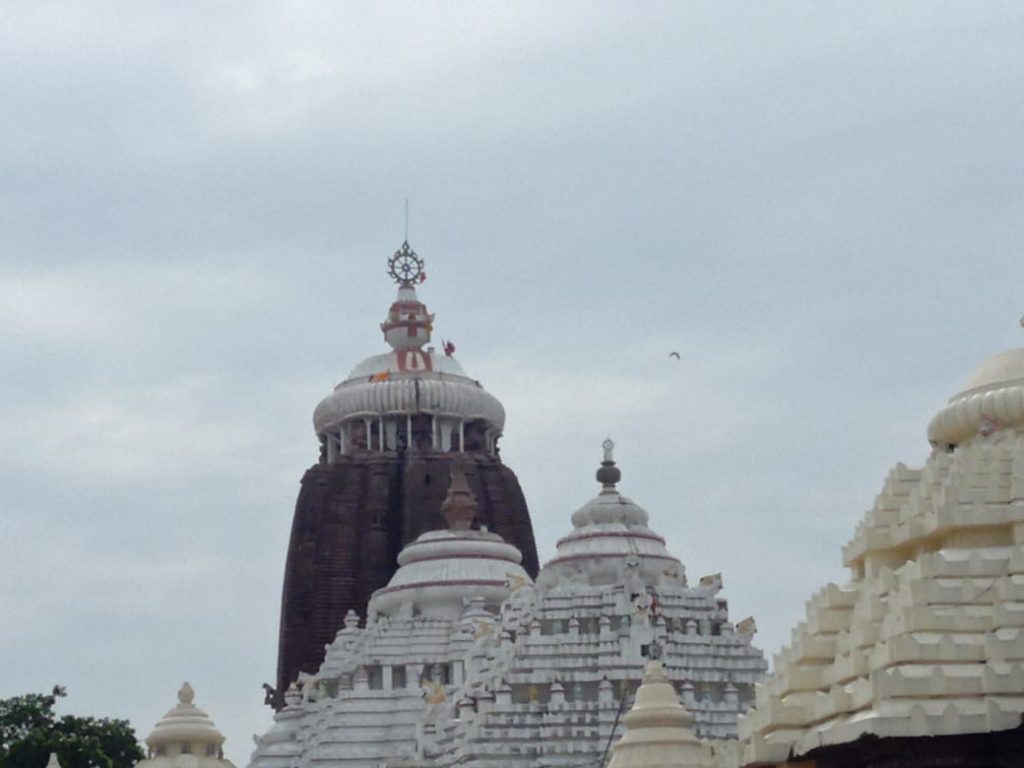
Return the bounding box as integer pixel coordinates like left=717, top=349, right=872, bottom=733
left=3, top=2, right=1024, bottom=764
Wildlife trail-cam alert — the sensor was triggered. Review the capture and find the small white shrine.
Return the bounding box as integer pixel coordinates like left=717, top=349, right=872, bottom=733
left=607, top=660, right=716, bottom=768
left=249, top=443, right=765, bottom=768
left=136, top=683, right=235, bottom=768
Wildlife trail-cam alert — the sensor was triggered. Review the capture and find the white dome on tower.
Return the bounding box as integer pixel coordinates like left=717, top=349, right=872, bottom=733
left=928, top=344, right=1024, bottom=447
left=367, top=469, right=532, bottom=619
left=137, top=683, right=234, bottom=768
left=538, top=440, right=684, bottom=589
left=311, top=240, right=507, bottom=456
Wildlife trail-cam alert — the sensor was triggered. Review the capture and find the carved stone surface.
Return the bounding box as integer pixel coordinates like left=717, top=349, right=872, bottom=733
left=275, top=452, right=538, bottom=700
left=738, top=343, right=1024, bottom=768
left=250, top=447, right=765, bottom=768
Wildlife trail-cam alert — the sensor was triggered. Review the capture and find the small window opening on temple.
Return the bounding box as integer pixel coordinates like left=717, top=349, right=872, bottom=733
left=392, top=666, right=407, bottom=689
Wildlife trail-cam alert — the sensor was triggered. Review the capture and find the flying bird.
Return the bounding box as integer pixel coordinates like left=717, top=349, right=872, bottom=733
left=669, top=351, right=680, bottom=360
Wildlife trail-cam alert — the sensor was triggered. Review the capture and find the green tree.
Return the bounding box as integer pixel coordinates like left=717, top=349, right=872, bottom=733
left=0, top=688, right=143, bottom=768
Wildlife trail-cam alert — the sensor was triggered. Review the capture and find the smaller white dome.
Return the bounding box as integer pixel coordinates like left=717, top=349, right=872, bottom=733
left=138, top=684, right=234, bottom=768
left=146, top=684, right=224, bottom=750
left=540, top=442, right=684, bottom=588
left=571, top=491, right=649, bottom=528
left=960, top=348, right=1024, bottom=392
left=367, top=471, right=531, bottom=619
left=928, top=347, right=1024, bottom=446
left=368, top=529, right=530, bottom=619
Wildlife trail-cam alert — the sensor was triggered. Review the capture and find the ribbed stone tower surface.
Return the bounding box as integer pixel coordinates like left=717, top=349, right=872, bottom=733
left=275, top=241, right=538, bottom=701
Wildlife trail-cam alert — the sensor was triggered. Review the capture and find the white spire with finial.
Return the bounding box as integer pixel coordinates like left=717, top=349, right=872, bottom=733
left=138, top=683, right=235, bottom=768
left=597, top=438, right=622, bottom=494
left=607, top=661, right=715, bottom=768
left=541, top=440, right=686, bottom=590
left=570, top=439, right=644, bottom=526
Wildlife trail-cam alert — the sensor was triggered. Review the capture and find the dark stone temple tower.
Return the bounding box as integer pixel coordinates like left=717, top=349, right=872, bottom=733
left=275, top=241, right=539, bottom=700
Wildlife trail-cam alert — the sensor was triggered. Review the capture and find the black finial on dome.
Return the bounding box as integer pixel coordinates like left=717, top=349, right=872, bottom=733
left=596, top=438, right=621, bottom=493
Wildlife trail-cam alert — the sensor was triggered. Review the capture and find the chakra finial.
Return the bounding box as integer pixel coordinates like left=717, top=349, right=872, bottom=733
left=596, top=438, right=621, bottom=492
left=387, top=241, right=426, bottom=287
left=381, top=240, right=434, bottom=349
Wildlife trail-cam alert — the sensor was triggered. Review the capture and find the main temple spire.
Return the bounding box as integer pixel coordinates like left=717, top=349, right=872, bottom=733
left=276, top=235, right=539, bottom=703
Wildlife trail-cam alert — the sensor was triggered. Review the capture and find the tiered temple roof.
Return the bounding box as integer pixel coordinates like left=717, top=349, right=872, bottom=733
left=739, top=344, right=1024, bottom=767
left=136, top=684, right=235, bottom=768
left=251, top=443, right=765, bottom=768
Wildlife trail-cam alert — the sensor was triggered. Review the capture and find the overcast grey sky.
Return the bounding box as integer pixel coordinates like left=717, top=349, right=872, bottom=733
left=3, top=2, right=1024, bottom=764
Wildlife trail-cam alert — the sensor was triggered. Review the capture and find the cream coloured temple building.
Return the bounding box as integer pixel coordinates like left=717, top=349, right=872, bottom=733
left=737, top=341, right=1024, bottom=767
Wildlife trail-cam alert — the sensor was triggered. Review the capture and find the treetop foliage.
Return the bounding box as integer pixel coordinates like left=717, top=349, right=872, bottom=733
left=0, top=688, right=143, bottom=768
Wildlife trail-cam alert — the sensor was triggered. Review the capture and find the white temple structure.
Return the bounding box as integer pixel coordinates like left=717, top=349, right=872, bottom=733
left=738, top=342, right=1024, bottom=766
left=249, top=442, right=766, bottom=768
left=135, top=683, right=235, bottom=768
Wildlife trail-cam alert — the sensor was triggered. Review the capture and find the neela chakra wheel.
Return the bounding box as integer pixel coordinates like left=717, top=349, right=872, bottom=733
left=387, top=241, right=425, bottom=286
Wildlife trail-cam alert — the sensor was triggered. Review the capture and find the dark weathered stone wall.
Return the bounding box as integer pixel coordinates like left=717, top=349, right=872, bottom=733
left=793, top=725, right=1024, bottom=768
left=275, top=452, right=538, bottom=700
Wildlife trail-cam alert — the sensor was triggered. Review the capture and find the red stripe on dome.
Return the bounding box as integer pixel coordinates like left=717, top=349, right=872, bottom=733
left=381, top=320, right=429, bottom=332
left=397, top=349, right=432, bottom=372
left=555, top=530, right=666, bottom=548
left=404, top=535, right=507, bottom=545
left=400, top=553, right=521, bottom=565
left=374, top=578, right=507, bottom=596
left=546, top=552, right=680, bottom=566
